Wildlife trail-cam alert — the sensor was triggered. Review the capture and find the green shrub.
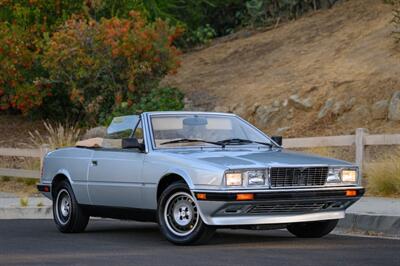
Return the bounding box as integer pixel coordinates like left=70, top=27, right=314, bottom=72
left=245, top=0, right=327, bottom=28
left=184, top=24, right=217, bottom=47
left=154, top=0, right=338, bottom=44
left=138, top=0, right=246, bottom=46
left=42, top=12, right=182, bottom=125
left=137, top=87, right=184, bottom=112
left=0, top=22, right=46, bottom=114
left=0, top=2, right=83, bottom=116
left=0, top=2, right=185, bottom=121
left=143, top=0, right=333, bottom=45
left=0, top=0, right=83, bottom=31
left=108, top=86, right=184, bottom=124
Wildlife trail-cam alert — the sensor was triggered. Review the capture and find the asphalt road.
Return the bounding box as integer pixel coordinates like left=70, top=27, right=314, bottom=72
left=0, top=220, right=399, bottom=266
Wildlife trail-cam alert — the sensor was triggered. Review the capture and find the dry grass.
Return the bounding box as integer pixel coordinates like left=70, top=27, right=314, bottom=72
left=0, top=121, right=81, bottom=196
left=0, top=177, right=39, bottom=196
left=301, top=147, right=336, bottom=158
left=365, top=150, right=400, bottom=197
left=0, top=156, right=40, bottom=196
left=20, top=197, right=29, bottom=207
left=291, top=146, right=354, bottom=162
left=393, top=1, right=400, bottom=43
left=0, top=156, right=39, bottom=170
left=293, top=146, right=400, bottom=197
left=29, top=121, right=81, bottom=150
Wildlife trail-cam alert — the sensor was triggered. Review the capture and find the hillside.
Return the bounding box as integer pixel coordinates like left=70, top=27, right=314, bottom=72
left=163, top=0, right=400, bottom=137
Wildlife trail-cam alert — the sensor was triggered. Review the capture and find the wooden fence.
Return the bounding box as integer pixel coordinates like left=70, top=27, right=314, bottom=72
left=0, top=146, right=49, bottom=179
left=282, top=128, right=400, bottom=176
left=0, top=128, right=399, bottom=179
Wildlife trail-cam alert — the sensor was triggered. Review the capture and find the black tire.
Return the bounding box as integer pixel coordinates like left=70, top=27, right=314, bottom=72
left=287, top=219, right=339, bottom=238
left=157, top=181, right=215, bottom=245
left=52, top=180, right=89, bottom=233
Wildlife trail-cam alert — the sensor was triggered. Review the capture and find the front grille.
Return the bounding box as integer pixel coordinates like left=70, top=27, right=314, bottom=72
left=248, top=201, right=336, bottom=214
left=270, top=167, right=328, bottom=188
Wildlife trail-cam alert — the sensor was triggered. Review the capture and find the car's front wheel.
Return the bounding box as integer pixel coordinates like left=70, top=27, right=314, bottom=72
left=53, top=180, right=89, bottom=233
left=287, top=219, right=339, bottom=238
left=157, top=182, right=215, bottom=245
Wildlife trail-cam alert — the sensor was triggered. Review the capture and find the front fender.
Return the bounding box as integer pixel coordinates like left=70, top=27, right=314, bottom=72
left=162, top=168, right=195, bottom=189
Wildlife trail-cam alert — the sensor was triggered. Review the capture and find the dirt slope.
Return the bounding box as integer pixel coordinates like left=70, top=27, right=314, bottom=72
left=163, top=0, right=400, bottom=137
left=0, top=115, right=45, bottom=148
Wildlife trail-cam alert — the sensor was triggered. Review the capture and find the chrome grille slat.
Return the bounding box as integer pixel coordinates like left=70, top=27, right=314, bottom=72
left=270, top=167, right=328, bottom=188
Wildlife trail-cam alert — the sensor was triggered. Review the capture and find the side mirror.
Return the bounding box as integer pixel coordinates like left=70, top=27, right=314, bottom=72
left=271, top=136, right=282, bottom=146
left=122, top=138, right=144, bottom=151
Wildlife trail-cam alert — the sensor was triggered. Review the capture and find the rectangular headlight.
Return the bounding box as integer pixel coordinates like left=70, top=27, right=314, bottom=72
left=341, top=169, right=357, bottom=183
left=327, top=168, right=341, bottom=184
left=245, top=170, right=266, bottom=186
left=225, top=172, right=242, bottom=186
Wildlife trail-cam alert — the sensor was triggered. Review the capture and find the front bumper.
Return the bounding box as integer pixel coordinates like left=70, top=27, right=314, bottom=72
left=193, top=187, right=364, bottom=226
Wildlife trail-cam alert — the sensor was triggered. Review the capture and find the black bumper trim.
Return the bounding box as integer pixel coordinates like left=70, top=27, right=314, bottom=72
left=196, top=188, right=365, bottom=201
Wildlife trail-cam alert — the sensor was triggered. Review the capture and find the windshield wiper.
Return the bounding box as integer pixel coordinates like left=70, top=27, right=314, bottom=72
left=159, top=138, right=274, bottom=149
left=160, top=138, right=223, bottom=147
left=217, top=138, right=274, bottom=148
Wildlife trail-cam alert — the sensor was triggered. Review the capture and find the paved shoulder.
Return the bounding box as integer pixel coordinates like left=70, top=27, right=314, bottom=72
left=347, top=197, right=400, bottom=216
left=0, top=220, right=399, bottom=266
left=337, top=197, right=400, bottom=238
left=0, top=195, right=52, bottom=219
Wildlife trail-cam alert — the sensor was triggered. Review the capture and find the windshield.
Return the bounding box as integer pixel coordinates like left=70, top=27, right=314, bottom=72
left=150, top=114, right=273, bottom=149
left=107, top=115, right=139, bottom=138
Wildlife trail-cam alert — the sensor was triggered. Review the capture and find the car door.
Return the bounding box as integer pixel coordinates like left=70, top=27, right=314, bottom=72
left=87, top=116, right=145, bottom=208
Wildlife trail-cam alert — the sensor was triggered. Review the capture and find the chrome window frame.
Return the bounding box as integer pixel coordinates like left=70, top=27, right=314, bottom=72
left=99, top=114, right=147, bottom=153
left=145, top=112, right=277, bottom=151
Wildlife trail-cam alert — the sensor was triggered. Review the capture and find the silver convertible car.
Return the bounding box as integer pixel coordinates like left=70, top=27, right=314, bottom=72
left=38, top=111, right=364, bottom=245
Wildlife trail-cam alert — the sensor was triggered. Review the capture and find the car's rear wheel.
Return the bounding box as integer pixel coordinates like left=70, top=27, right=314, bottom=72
left=157, top=182, right=215, bottom=245
left=287, top=219, right=339, bottom=238
left=53, top=180, right=89, bottom=233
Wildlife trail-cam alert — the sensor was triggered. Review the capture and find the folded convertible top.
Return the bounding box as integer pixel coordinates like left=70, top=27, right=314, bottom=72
left=75, top=138, right=121, bottom=148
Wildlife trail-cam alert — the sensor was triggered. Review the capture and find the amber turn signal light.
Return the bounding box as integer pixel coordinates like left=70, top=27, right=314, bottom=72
left=346, top=190, right=357, bottom=197
left=236, top=193, right=254, bottom=201
left=196, top=193, right=207, bottom=200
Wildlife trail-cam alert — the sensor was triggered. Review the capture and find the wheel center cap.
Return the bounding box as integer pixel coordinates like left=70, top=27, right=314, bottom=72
left=174, top=204, right=192, bottom=226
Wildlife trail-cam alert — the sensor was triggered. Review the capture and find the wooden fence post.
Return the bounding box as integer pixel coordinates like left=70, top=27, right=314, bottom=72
left=355, top=128, right=368, bottom=179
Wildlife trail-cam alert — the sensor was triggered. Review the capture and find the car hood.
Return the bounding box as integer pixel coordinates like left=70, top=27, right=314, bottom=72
left=161, top=148, right=353, bottom=169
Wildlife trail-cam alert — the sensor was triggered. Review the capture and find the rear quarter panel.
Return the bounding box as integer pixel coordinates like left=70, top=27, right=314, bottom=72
left=42, top=147, right=94, bottom=204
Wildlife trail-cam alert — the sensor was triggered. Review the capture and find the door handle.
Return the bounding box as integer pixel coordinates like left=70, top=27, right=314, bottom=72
left=91, top=160, right=98, bottom=166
